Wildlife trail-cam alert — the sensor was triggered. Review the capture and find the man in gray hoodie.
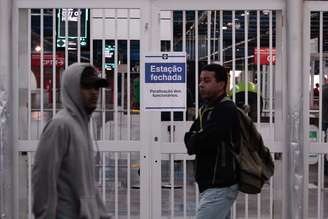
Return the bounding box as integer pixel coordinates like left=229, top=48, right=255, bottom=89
left=32, top=63, right=110, bottom=219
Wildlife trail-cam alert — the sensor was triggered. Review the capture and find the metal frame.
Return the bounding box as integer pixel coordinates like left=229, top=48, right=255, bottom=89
left=304, top=2, right=328, bottom=219
left=151, top=1, right=287, bottom=218
left=12, top=2, right=151, bottom=219
left=9, top=0, right=328, bottom=218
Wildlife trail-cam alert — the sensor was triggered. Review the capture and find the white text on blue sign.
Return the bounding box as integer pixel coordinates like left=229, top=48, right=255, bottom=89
left=145, top=63, right=185, bottom=83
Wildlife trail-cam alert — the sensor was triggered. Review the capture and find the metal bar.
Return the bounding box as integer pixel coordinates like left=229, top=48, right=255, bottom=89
left=65, top=8, right=68, bottom=69
left=232, top=202, right=236, bottom=219
left=170, top=10, right=174, bottom=143
left=317, top=155, right=322, bottom=219
left=77, top=9, right=81, bottom=63
left=270, top=175, right=273, bottom=219
left=245, top=194, right=249, bottom=219
left=127, top=153, right=131, bottom=219
left=320, top=154, right=324, bottom=218
left=90, top=9, right=93, bottom=65
left=183, top=158, right=187, bottom=218
left=232, top=11, right=236, bottom=102
left=28, top=153, right=32, bottom=219
left=52, top=9, right=56, bottom=116
left=170, top=154, right=174, bottom=218
left=302, top=5, right=311, bottom=210
left=115, top=152, right=119, bottom=219
left=207, top=10, right=211, bottom=64
left=257, top=193, right=261, bottom=219
left=11, top=5, right=19, bottom=219
left=170, top=113, right=174, bottom=142
left=214, top=11, right=217, bottom=61
left=257, top=10, right=261, bottom=126
left=223, top=55, right=254, bottom=64
left=195, top=11, right=199, bottom=116
left=114, top=9, right=119, bottom=140
left=319, top=11, right=323, bottom=141
left=16, top=0, right=284, bottom=10
left=102, top=152, right=106, bottom=201
left=127, top=10, right=131, bottom=140
left=269, top=11, right=273, bottom=124
left=319, top=154, right=325, bottom=218
left=40, top=9, right=44, bottom=132
left=150, top=1, right=285, bottom=11
left=220, top=10, right=223, bottom=65
left=183, top=10, right=186, bottom=122
left=262, top=65, right=266, bottom=110
left=121, top=72, right=125, bottom=116
left=245, top=10, right=249, bottom=106
left=102, top=9, right=106, bottom=140
left=28, top=9, right=31, bottom=140
left=170, top=11, right=174, bottom=52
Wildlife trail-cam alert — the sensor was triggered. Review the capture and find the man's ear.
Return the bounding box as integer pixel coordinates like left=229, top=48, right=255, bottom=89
left=218, top=81, right=225, bottom=90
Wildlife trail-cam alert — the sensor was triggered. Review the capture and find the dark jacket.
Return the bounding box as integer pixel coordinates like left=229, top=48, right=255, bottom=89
left=184, top=94, right=240, bottom=193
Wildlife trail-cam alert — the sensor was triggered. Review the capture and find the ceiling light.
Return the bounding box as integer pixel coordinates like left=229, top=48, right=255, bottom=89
left=241, top=12, right=250, bottom=17
left=35, top=46, right=41, bottom=52
left=262, top=10, right=270, bottom=15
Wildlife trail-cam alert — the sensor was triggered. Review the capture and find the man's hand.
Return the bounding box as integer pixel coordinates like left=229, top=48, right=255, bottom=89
left=184, top=131, right=199, bottom=155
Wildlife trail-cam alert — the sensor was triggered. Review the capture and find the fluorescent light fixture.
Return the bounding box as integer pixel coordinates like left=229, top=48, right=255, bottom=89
left=35, top=46, right=41, bottom=52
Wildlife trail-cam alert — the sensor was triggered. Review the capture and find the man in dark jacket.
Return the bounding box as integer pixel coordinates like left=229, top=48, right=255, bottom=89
left=184, top=64, right=240, bottom=219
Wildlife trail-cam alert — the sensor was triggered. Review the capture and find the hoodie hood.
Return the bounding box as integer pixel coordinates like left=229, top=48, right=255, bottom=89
left=61, top=63, right=92, bottom=122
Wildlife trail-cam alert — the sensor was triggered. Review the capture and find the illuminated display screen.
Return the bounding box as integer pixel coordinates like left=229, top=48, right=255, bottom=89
left=57, top=9, right=89, bottom=47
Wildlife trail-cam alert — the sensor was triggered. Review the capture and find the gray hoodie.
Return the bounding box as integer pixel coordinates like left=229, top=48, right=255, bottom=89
left=32, top=63, right=109, bottom=219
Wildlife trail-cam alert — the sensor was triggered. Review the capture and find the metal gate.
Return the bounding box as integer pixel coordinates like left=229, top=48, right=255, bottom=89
left=304, top=2, right=328, bottom=218
left=147, top=1, right=286, bottom=218
left=13, top=1, right=151, bottom=219
left=9, top=0, right=328, bottom=219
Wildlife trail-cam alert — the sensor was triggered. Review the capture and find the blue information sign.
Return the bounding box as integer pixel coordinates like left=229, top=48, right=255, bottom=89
left=143, top=52, right=187, bottom=111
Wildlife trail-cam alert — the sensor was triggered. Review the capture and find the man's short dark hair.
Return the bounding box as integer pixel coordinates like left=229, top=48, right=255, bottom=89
left=201, top=64, right=228, bottom=85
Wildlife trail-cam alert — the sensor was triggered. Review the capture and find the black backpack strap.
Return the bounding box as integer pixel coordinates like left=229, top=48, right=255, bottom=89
left=228, top=131, right=240, bottom=162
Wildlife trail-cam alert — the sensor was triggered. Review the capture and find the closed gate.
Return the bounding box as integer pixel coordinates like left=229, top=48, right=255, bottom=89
left=14, top=1, right=151, bottom=219
left=304, top=2, right=328, bottom=218
left=148, top=1, right=286, bottom=218
left=13, top=0, right=328, bottom=219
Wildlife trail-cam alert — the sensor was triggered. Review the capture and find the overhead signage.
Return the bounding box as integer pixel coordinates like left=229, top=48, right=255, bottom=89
left=57, top=9, right=89, bottom=48
left=254, top=48, right=276, bottom=65
left=31, top=52, right=64, bottom=67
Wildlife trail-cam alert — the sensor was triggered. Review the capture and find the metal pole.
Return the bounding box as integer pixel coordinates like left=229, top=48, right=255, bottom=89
left=286, top=0, right=305, bottom=218
left=0, top=0, right=13, bottom=218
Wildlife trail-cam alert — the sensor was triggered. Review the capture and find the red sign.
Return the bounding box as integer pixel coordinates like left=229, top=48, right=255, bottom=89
left=254, top=48, right=276, bottom=65
left=32, top=52, right=65, bottom=67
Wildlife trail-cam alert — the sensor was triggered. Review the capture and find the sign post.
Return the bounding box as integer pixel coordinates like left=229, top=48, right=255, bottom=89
left=143, top=52, right=186, bottom=111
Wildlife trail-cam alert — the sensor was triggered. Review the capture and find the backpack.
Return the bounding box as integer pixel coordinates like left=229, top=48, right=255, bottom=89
left=222, top=97, right=275, bottom=194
